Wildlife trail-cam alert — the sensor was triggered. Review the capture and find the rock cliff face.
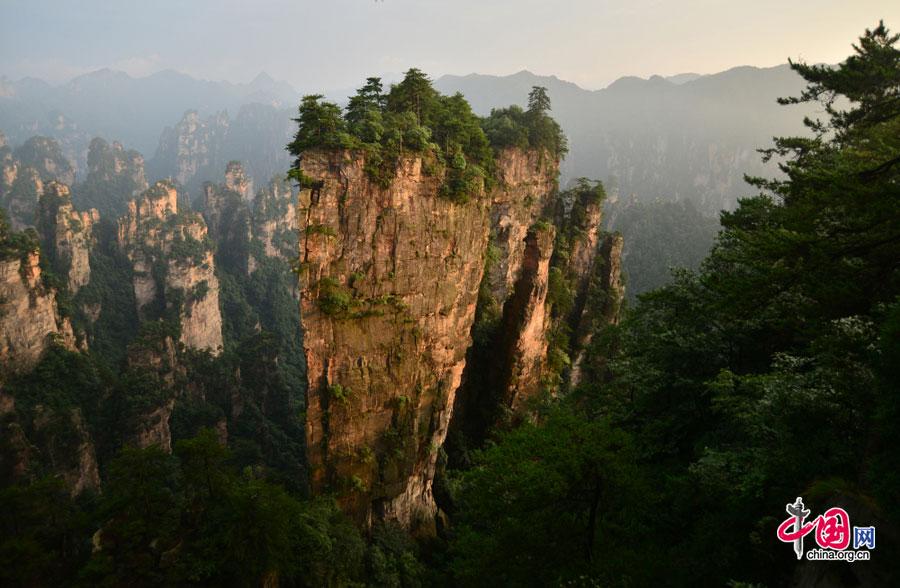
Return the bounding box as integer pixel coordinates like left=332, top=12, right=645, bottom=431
left=201, top=162, right=297, bottom=275
left=569, top=233, right=624, bottom=387
left=224, top=160, right=253, bottom=200
left=2, top=168, right=43, bottom=230
left=125, top=335, right=180, bottom=453
left=150, top=105, right=294, bottom=196
left=252, top=176, right=297, bottom=262
left=74, top=137, right=149, bottom=218
left=38, top=181, right=98, bottom=294
left=486, top=149, right=559, bottom=305
left=0, top=391, right=101, bottom=496
left=117, top=181, right=223, bottom=353
left=0, top=249, right=75, bottom=380
left=297, top=148, right=556, bottom=528
left=0, top=133, right=17, bottom=197
left=152, top=110, right=229, bottom=189
left=13, top=136, right=75, bottom=187
left=494, top=225, right=556, bottom=412
left=31, top=405, right=101, bottom=495
left=0, top=136, right=81, bottom=230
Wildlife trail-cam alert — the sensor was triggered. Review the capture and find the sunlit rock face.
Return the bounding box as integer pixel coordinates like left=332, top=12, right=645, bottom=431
left=0, top=250, right=75, bottom=380
left=117, top=180, right=223, bottom=354
left=297, top=147, right=558, bottom=530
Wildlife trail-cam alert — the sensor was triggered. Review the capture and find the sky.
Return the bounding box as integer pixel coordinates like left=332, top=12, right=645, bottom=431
left=2, top=0, right=899, bottom=91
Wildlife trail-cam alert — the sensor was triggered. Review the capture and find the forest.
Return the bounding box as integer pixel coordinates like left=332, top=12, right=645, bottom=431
left=0, top=21, right=897, bottom=588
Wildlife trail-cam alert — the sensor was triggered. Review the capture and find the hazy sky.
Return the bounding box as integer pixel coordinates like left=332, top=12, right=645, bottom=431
left=3, top=0, right=899, bottom=90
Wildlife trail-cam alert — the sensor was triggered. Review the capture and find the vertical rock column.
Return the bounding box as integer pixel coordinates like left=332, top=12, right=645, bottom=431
left=117, top=181, right=223, bottom=354
left=297, top=151, right=492, bottom=529
left=38, top=181, right=98, bottom=294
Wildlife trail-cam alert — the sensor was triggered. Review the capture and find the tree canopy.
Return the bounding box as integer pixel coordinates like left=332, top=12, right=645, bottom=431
left=288, top=71, right=567, bottom=202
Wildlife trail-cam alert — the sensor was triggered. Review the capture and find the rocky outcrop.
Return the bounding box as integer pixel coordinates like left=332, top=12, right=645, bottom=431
left=38, top=181, right=98, bottom=294
left=297, top=148, right=557, bottom=529
left=569, top=233, right=624, bottom=387
left=202, top=165, right=253, bottom=277
left=30, top=405, right=101, bottom=495
left=0, top=134, right=17, bottom=198
left=486, top=149, right=559, bottom=306
left=87, top=138, right=147, bottom=193
left=252, top=175, right=297, bottom=262
left=13, top=136, right=75, bottom=187
left=202, top=164, right=297, bottom=276
left=125, top=335, right=180, bottom=453
left=224, top=160, right=252, bottom=200
left=546, top=184, right=624, bottom=390
left=117, top=181, right=223, bottom=353
left=0, top=248, right=75, bottom=380
left=2, top=168, right=43, bottom=230
left=152, top=110, right=229, bottom=189
left=495, top=225, right=555, bottom=412
left=150, top=105, right=293, bottom=196
left=0, top=392, right=101, bottom=496
left=445, top=178, right=624, bottom=478
left=74, top=137, right=149, bottom=218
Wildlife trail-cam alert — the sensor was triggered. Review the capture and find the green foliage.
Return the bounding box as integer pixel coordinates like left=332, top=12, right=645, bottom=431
left=0, top=478, right=94, bottom=587
left=288, top=94, right=360, bottom=155
left=572, top=22, right=900, bottom=585
left=481, top=86, right=568, bottom=158
left=13, top=136, right=74, bottom=183
left=450, top=407, right=650, bottom=586
left=289, top=69, right=531, bottom=203
left=0, top=208, right=39, bottom=261
left=446, top=23, right=900, bottom=587
left=305, top=223, right=337, bottom=238
left=71, top=219, right=140, bottom=366
left=76, top=433, right=369, bottom=587
left=328, top=383, right=352, bottom=404
left=168, top=230, right=209, bottom=264
left=317, top=276, right=352, bottom=316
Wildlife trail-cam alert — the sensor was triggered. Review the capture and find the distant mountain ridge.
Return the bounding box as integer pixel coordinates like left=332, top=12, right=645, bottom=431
left=0, top=69, right=300, bottom=160
left=1, top=65, right=814, bottom=211
left=435, top=64, right=814, bottom=211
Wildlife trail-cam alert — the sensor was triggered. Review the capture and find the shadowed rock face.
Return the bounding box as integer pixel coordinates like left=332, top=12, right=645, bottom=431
left=297, top=148, right=558, bottom=529
left=38, top=181, right=98, bottom=294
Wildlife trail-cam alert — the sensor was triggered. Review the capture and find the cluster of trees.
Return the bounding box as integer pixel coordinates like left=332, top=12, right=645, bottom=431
left=287, top=69, right=566, bottom=202
left=442, top=22, right=900, bottom=586
left=480, top=86, right=567, bottom=158
left=1, top=429, right=426, bottom=587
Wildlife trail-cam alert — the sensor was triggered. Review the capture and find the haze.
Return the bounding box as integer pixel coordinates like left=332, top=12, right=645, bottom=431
left=3, top=0, right=898, bottom=91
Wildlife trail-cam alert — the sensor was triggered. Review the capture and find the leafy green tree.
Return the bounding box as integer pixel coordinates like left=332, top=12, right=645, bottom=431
left=288, top=94, right=358, bottom=155
left=592, top=21, right=900, bottom=585
left=0, top=478, right=93, bottom=586
left=82, top=446, right=182, bottom=586
left=450, top=408, right=652, bottom=586
left=387, top=68, right=440, bottom=126
left=527, top=85, right=552, bottom=116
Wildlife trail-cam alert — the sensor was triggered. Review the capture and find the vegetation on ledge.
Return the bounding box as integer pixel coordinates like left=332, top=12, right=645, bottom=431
left=287, top=69, right=566, bottom=203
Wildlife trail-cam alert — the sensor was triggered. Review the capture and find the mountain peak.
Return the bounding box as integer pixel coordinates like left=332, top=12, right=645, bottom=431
left=251, top=71, right=276, bottom=86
